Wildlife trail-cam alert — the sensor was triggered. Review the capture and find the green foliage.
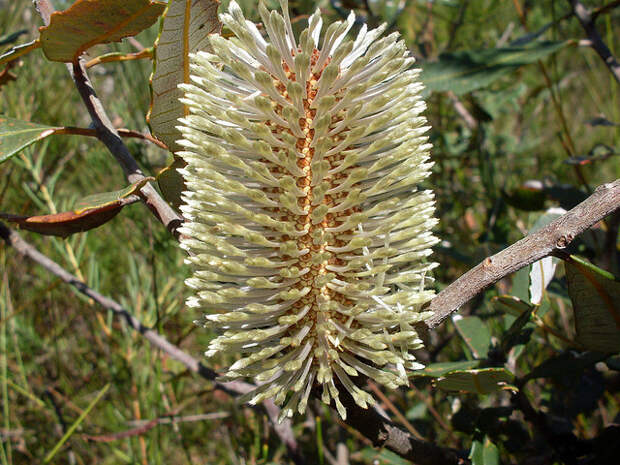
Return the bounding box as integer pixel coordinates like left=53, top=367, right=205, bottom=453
left=1, top=0, right=619, bottom=464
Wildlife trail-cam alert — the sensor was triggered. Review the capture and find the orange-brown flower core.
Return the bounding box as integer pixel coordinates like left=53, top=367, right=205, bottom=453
left=264, top=49, right=355, bottom=342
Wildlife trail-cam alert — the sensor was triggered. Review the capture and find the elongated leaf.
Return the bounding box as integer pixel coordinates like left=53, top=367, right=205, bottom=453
left=529, top=208, right=565, bottom=304
left=566, top=259, right=620, bottom=353
left=437, top=368, right=516, bottom=394
left=0, top=179, right=148, bottom=237
left=493, top=295, right=535, bottom=317
left=360, top=448, right=411, bottom=465
left=74, top=178, right=152, bottom=213
left=0, top=40, right=41, bottom=67
left=526, top=351, right=606, bottom=381
left=420, top=41, right=568, bottom=95
left=1, top=206, right=123, bottom=238
left=0, top=29, right=27, bottom=47
left=156, top=156, right=186, bottom=209
left=39, top=0, right=165, bottom=62
left=453, top=315, right=491, bottom=359
left=148, top=0, right=221, bottom=152
left=414, top=360, right=480, bottom=378
left=0, top=116, right=59, bottom=163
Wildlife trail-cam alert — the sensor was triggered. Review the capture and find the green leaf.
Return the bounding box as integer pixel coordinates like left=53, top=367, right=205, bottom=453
left=74, top=178, right=152, bottom=214
left=148, top=0, right=221, bottom=152
left=566, top=258, right=620, bottom=353
left=453, top=315, right=492, bottom=358
left=0, top=29, right=27, bottom=47
left=470, top=437, right=500, bottom=465
left=360, top=447, right=412, bottom=465
left=436, top=368, right=515, bottom=394
left=39, top=0, right=166, bottom=62
left=0, top=180, right=149, bottom=237
left=414, top=360, right=480, bottom=378
left=0, top=40, right=41, bottom=67
left=420, top=41, right=568, bottom=95
left=156, top=157, right=186, bottom=210
left=493, top=295, right=535, bottom=317
left=500, top=304, right=534, bottom=355
left=0, top=116, right=60, bottom=163
left=525, top=351, right=607, bottom=381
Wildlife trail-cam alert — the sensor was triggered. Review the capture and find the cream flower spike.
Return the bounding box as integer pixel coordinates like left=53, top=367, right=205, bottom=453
left=176, top=0, right=439, bottom=421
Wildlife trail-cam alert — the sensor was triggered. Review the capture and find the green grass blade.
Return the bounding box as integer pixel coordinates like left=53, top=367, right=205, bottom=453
left=43, top=384, right=110, bottom=464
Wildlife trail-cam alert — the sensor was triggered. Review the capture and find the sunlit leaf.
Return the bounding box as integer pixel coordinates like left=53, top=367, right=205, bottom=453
left=420, top=41, right=568, bottom=95
left=148, top=0, right=221, bottom=152
left=39, top=0, right=166, bottom=62
left=436, top=368, right=516, bottom=394
left=73, top=178, right=152, bottom=213
left=566, top=258, right=620, bottom=353
left=0, top=180, right=149, bottom=237
left=414, top=360, right=480, bottom=378
left=0, top=116, right=59, bottom=163
left=528, top=208, right=565, bottom=304
left=0, top=40, right=41, bottom=67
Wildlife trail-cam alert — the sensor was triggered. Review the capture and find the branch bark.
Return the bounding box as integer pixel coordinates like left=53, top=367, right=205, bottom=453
left=426, top=178, right=620, bottom=329
left=34, top=0, right=183, bottom=238
left=568, top=0, right=620, bottom=84
left=0, top=221, right=304, bottom=465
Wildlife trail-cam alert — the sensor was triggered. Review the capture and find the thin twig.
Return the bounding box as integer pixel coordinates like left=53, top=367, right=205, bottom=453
left=568, top=0, right=620, bottom=84
left=34, top=0, right=182, bottom=238
left=0, top=222, right=305, bottom=465
left=53, top=126, right=168, bottom=150
left=426, top=179, right=620, bottom=329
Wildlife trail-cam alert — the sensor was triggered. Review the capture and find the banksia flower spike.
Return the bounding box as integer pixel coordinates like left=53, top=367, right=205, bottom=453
left=177, top=0, right=439, bottom=420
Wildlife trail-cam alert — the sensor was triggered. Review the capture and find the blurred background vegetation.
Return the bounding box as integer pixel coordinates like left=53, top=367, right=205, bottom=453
left=0, top=0, right=618, bottom=464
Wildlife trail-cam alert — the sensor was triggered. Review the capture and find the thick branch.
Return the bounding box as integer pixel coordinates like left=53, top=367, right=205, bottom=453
left=0, top=222, right=304, bottom=465
left=568, top=0, right=620, bottom=84
left=426, top=179, right=620, bottom=329
left=34, top=0, right=183, bottom=238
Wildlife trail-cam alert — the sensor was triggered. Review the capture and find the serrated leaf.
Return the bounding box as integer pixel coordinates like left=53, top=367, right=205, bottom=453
left=436, top=368, right=515, bottom=394
left=414, top=360, right=480, bottom=378
left=453, top=315, right=491, bottom=358
left=39, top=0, right=166, bottom=63
left=0, top=116, right=60, bottom=163
left=148, top=0, right=221, bottom=152
left=420, top=41, right=568, bottom=95
left=566, top=259, right=620, bottom=353
left=73, top=178, right=152, bottom=213
left=156, top=157, right=186, bottom=210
